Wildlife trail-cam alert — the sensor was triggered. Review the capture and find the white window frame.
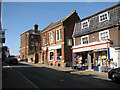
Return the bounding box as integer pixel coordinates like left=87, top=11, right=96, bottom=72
left=31, top=35, right=34, bottom=38
left=56, top=49, right=62, bottom=61
left=99, top=30, right=110, bottom=41
left=49, top=31, right=54, bottom=44
left=35, top=42, right=38, bottom=46
left=49, top=50, right=54, bottom=61
left=31, top=42, right=34, bottom=46
left=99, top=12, right=109, bottom=22
left=81, top=20, right=90, bottom=29
left=81, top=35, right=89, bottom=45
left=56, top=29, right=62, bottom=41
left=43, top=35, right=45, bottom=45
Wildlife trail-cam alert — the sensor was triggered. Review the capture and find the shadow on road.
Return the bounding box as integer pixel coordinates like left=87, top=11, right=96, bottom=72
left=2, top=62, right=120, bottom=88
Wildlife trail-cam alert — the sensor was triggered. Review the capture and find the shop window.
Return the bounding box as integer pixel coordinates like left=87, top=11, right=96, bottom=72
left=51, top=63, right=53, bottom=66
left=99, top=30, right=109, bottom=41
left=99, top=12, right=109, bottom=22
left=58, top=63, right=61, bottom=67
left=81, top=35, right=89, bottom=44
left=56, top=49, right=62, bottom=60
left=49, top=51, right=54, bottom=60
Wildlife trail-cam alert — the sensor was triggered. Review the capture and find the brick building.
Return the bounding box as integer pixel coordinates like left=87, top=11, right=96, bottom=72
left=72, top=3, right=120, bottom=71
left=20, top=24, right=41, bottom=63
left=40, top=10, right=80, bottom=67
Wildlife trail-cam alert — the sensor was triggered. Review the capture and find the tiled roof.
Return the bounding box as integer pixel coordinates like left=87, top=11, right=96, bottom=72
left=42, top=10, right=77, bottom=32
left=73, top=3, right=120, bottom=37
left=81, top=2, right=120, bottom=22
left=20, top=29, right=41, bottom=36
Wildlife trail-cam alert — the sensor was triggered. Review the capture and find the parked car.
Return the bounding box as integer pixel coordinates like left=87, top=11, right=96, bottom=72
left=5, top=56, right=18, bottom=65
left=108, top=67, right=120, bottom=83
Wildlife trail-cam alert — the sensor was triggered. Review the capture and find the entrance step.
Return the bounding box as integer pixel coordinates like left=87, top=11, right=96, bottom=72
left=86, top=69, right=94, bottom=71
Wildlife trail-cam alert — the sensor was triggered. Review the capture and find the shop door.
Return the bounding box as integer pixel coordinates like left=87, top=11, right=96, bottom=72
left=88, top=52, right=94, bottom=70
left=35, top=53, right=38, bottom=63
left=42, top=52, right=45, bottom=64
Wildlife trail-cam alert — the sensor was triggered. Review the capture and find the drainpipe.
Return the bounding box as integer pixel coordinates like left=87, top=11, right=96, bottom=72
left=73, top=53, right=74, bottom=66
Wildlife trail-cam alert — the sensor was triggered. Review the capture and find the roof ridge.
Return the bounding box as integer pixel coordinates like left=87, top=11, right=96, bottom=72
left=42, top=10, right=77, bottom=32
left=81, top=2, right=120, bottom=21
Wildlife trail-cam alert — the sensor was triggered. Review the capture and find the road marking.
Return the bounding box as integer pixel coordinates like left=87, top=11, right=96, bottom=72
left=16, top=70, right=39, bottom=88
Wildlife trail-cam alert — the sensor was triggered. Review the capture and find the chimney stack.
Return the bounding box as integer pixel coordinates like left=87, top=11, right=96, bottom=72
left=34, top=24, right=38, bottom=33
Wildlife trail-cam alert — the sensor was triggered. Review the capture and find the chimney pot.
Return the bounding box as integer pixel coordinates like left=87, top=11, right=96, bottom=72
left=34, top=24, right=38, bottom=33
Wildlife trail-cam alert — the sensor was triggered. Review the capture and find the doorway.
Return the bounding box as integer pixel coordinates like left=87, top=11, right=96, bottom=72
left=88, top=52, right=94, bottom=70
left=35, top=53, right=38, bottom=63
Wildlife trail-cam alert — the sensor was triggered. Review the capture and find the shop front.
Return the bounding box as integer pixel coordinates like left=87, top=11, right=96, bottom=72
left=72, top=41, right=112, bottom=72
left=48, top=44, right=64, bottom=67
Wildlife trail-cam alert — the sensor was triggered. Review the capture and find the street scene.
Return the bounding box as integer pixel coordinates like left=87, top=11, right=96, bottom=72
left=1, top=1, right=120, bottom=89
left=2, top=62, right=120, bottom=88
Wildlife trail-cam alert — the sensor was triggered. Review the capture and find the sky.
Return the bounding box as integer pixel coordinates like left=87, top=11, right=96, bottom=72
left=1, top=2, right=119, bottom=56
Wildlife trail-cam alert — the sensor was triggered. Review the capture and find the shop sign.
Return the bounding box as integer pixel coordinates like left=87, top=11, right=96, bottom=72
left=94, top=48, right=107, bottom=52
left=73, top=43, right=109, bottom=53
left=115, top=48, right=120, bottom=50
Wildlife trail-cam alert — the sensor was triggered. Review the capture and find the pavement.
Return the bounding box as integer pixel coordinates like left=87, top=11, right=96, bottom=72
left=20, top=62, right=110, bottom=81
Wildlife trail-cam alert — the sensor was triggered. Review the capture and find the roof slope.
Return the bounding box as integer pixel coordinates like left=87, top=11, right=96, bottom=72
left=73, top=3, right=120, bottom=37
left=42, top=10, right=77, bottom=32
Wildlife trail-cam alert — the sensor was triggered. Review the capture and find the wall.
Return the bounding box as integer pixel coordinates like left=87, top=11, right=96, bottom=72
left=75, top=27, right=119, bottom=47
left=20, top=32, right=28, bottom=59
left=64, top=12, right=80, bottom=66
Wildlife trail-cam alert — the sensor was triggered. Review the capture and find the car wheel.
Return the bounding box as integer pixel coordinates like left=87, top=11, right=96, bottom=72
left=112, top=73, right=118, bottom=83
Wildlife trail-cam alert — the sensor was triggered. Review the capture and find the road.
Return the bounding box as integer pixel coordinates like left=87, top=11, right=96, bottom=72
left=2, top=62, right=120, bottom=88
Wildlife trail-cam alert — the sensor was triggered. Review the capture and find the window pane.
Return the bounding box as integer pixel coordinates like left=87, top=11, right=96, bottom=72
left=57, top=30, right=59, bottom=40
left=60, top=29, right=62, bottom=40
left=50, top=52, right=54, bottom=60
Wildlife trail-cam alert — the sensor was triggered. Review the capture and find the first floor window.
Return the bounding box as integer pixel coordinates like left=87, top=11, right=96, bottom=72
left=30, top=35, right=34, bottom=38
left=56, top=29, right=62, bottom=41
left=49, top=31, right=54, bottom=43
left=31, top=42, right=34, bottom=46
left=81, top=35, right=89, bottom=44
left=43, top=35, right=45, bottom=45
left=99, top=30, right=109, bottom=41
left=35, top=42, right=38, bottom=46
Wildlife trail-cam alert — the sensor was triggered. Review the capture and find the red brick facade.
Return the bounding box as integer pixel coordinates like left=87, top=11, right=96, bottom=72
left=40, top=11, right=80, bottom=67
left=20, top=24, right=41, bottom=63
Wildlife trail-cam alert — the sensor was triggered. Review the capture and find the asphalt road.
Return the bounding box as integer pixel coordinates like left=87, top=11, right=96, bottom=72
left=2, top=62, right=120, bottom=88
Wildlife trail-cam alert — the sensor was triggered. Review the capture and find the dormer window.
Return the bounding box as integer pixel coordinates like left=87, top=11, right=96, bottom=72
left=81, top=20, right=89, bottom=29
left=99, top=12, right=109, bottom=22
